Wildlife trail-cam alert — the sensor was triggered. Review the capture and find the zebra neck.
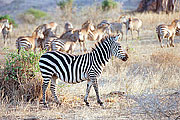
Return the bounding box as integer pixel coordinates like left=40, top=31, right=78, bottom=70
left=91, top=43, right=112, bottom=66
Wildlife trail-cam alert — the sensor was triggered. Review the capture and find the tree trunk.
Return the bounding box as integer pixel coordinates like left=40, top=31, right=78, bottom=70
left=137, top=0, right=178, bottom=13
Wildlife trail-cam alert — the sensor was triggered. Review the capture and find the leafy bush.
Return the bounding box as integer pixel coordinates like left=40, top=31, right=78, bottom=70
left=57, top=0, right=73, bottom=10
left=26, top=8, right=47, bottom=19
left=0, top=49, right=44, bottom=102
left=0, top=15, right=18, bottom=27
left=102, top=0, right=117, bottom=11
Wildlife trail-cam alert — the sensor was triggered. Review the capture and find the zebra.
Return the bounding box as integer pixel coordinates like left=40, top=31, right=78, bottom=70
left=156, top=19, right=180, bottom=48
left=16, top=30, right=43, bottom=54
left=2, top=23, right=13, bottom=45
left=39, top=34, right=128, bottom=106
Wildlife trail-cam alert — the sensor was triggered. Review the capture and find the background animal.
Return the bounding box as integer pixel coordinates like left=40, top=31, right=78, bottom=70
left=125, top=17, right=142, bottom=41
left=156, top=19, right=180, bottom=48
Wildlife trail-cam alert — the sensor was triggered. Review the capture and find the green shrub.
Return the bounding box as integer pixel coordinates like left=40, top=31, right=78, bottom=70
left=0, top=15, right=18, bottom=27
left=0, top=49, right=45, bottom=102
left=26, top=8, right=47, bottom=19
left=102, top=0, right=117, bottom=11
left=57, top=0, right=73, bottom=10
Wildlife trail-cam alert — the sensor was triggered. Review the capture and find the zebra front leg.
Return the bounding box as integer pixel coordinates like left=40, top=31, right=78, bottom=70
left=79, top=42, right=83, bottom=52
left=170, top=36, right=175, bottom=47
left=92, top=79, right=103, bottom=106
left=167, top=37, right=170, bottom=47
left=131, top=30, right=133, bottom=40
left=120, top=30, right=123, bottom=41
left=83, top=41, right=87, bottom=52
left=84, top=81, right=92, bottom=106
left=50, top=75, right=61, bottom=105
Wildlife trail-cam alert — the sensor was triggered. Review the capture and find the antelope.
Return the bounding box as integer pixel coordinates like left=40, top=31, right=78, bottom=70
left=50, top=30, right=82, bottom=53
left=34, top=22, right=58, bottom=39
left=64, top=21, right=73, bottom=32
left=42, top=29, right=58, bottom=51
left=16, top=30, right=44, bottom=54
left=98, top=19, right=124, bottom=41
left=119, top=16, right=142, bottom=41
left=156, top=19, right=180, bottom=48
left=0, top=19, right=9, bottom=40
left=88, top=21, right=111, bottom=41
left=78, top=20, right=95, bottom=52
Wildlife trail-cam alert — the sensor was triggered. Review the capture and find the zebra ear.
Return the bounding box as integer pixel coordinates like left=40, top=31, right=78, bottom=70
left=114, top=34, right=121, bottom=41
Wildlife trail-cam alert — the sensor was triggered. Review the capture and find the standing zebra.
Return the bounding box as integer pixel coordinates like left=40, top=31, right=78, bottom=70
left=39, top=34, right=128, bottom=106
left=156, top=19, right=180, bottom=48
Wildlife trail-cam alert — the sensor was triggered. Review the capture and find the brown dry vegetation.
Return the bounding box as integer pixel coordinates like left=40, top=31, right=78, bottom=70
left=0, top=6, right=180, bottom=120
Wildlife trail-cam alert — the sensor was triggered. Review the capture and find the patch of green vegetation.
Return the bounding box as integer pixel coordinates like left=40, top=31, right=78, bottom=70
left=26, top=8, right=47, bottom=19
left=57, top=0, right=73, bottom=10
left=0, top=49, right=45, bottom=102
left=0, top=15, right=18, bottom=27
left=102, top=0, right=117, bottom=11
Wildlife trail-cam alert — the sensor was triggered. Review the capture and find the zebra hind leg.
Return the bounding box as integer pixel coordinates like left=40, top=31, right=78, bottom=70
left=42, top=78, right=51, bottom=106
left=92, top=79, right=103, bottom=106
left=84, top=81, right=92, bottom=106
left=50, top=74, right=61, bottom=105
left=158, top=34, right=163, bottom=48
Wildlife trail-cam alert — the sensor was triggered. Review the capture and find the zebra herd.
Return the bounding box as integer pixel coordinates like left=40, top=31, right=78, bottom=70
left=1, top=15, right=180, bottom=107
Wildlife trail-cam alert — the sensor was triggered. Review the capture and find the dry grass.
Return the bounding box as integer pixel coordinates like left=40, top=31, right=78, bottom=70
left=0, top=7, right=180, bottom=120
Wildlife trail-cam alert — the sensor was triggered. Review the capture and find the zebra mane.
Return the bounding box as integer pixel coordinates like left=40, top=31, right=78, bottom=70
left=91, top=35, right=110, bottom=52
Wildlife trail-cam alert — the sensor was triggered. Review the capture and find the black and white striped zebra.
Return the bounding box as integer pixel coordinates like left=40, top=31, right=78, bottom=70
left=39, top=34, right=128, bottom=106
left=156, top=19, right=180, bottom=48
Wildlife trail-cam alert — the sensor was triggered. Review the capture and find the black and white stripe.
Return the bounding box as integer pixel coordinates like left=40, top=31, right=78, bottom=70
left=16, top=38, right=32, bottom=54
left=39, top=34, right=128, bottom=106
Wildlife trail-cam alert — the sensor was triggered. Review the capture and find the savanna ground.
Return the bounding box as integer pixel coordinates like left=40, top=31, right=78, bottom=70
left=0, top=6, right=180, bottom=120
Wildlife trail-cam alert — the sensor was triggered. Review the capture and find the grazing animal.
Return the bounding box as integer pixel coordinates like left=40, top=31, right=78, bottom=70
left=34, top=22, right=58, bottom=40
left=79, top=20, right=95, bottom=52
left=156, top=19, right=180, bottom=48
left=0, top=19, right=9, bottom=43
left=98, top=19, right=125, bottom=41
left=43, top=29, right=58, bottom=51
left=50, top=30, right=82, bottom=53
left=109, top=22, right=123, bottom=40
left=2, top=23, right=13, bottom=45
left=125, top=17, right=142, bottom=41
left=120, top=16, right=142, bottom=41
left=88, top=22, right=111, bottom=41
left=64, top=22, right=73, bottom=32
left=50, top=39, right=76, bottom=54
left=16, top=30, right=43, bottom=54
left=39, top=34, right=128, bottom=106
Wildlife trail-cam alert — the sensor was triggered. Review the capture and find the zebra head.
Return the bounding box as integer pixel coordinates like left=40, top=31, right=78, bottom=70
left=111, top=35, right=128, bottom=61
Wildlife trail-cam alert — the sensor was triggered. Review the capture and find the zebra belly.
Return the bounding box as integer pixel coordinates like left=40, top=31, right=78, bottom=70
left=59, top=71, right=88, bottom=84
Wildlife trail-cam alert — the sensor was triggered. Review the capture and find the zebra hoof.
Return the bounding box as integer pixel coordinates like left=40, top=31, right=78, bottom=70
left=43, top=103, right=48, bottom=108
left=84, top=100, right=90, bottom=106
left=56, top=101, right=61, bottom=106
left=85, top=102, right=90, bottom=107
left=98, top=100, right=103, bottom=106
